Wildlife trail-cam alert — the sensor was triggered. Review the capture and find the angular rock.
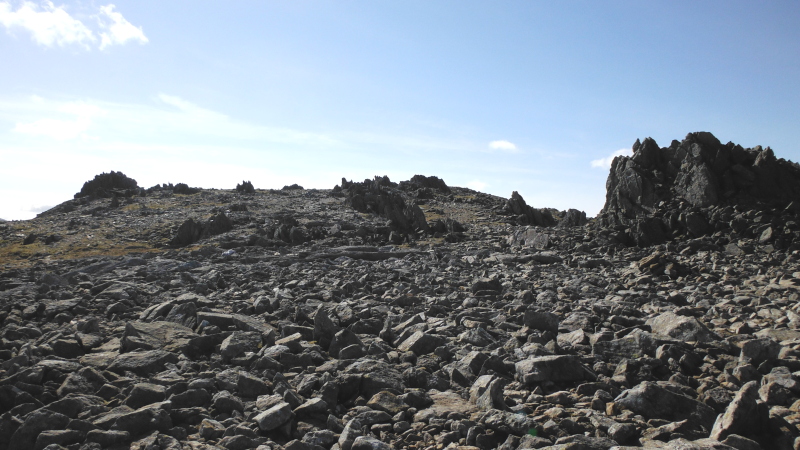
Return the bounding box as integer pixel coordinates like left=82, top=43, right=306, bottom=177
left=710, top=381, right=770, bottom=443
left=396, top=330, right=446, bottom=355
left=515, top=355, right=595, bottom=385
left=254, top=401, right=293, bottom=431
left=647, top=312, right=717, bottom=342
left=108, top=350, right=179, bottom=375
left=616, top=381, right=718, bottom=431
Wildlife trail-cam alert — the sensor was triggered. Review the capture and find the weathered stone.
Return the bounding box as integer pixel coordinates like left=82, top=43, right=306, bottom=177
left=397, top=331, right=446, bottom=355
left=126, top=383, right=167, bottom=409
left=515, top=355, right=595, bottom=385
left=220, top=331, right=262, bottom=359
left=524, top=310, right=560, bottom=333
left=616, top=381, right=718, bottom=431
left=647, top=312, right=717, bottom=342
left=710, top=381, right=770, bottom=442
left=254, top=401, right=293, bottom=431
left=8, top=410, right=70, bottom=450
left=108, top=350, right=180, bottom=375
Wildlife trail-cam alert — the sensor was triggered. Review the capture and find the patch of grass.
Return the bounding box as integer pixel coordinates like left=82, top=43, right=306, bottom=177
left=0, top=234, right=162, bottom=269
left=120, top=203, right=142, bottom=212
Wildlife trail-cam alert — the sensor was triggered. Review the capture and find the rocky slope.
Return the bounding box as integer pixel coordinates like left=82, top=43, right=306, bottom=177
left=0, top=139, right=800, bottom=450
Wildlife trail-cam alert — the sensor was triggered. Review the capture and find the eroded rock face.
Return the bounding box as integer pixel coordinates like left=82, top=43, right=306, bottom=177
left=599, top=132, right=800, bottom=247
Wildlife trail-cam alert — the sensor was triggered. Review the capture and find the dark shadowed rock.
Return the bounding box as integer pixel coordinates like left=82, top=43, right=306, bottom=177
left=75, top=171, right=139, bottom=199
left=397, top=331, right=445, bottom=355
left=339, top=176, right=430, bottom=234
left=615, top=381, right=717, bottom=431
left=503, top=191, right=557, bottom=227
left=236, top=180, right=255, bottom=193
left=515, top=355, right=595, bottom=385
left=524, top=309, right=559, bottom=333
left=169, top=218, right=204, bottom=247
left=599, top=132, right=800, bottom=245
left=8, top=409, right=70, bottom=450
left=170, top=212, right=232, bottom=246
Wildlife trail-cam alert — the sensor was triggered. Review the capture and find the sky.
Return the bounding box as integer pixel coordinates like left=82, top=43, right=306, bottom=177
left=1, top=1, right=799, bottom=221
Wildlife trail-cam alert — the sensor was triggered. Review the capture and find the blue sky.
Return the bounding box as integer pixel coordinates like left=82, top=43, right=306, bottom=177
left=1, top=1, right=798, bottom=220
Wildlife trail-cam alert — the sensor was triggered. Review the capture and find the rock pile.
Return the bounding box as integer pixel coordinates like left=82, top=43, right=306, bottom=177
left=2, top=147, right=800, bottom=450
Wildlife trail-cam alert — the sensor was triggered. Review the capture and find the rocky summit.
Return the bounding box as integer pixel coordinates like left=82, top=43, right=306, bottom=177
left=2, top=133, right=800, bottom=450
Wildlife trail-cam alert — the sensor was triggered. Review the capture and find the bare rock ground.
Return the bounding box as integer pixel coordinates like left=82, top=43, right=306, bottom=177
left=1, top=135, right=800, bottom=450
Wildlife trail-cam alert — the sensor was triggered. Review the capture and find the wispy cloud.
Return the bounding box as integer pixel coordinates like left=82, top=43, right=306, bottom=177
left=0, top=1, right=94, bottom=47
left=1, top=94, right=348, bottom=149
left=14, top=101, right=105, bottom=140
left=97, top=4, right=147, bottom=50
left=0, top=1, right=146, bottom=50
left=489, top=140, right=518, bottom=153
left=591, top=148, right=631, bottom=169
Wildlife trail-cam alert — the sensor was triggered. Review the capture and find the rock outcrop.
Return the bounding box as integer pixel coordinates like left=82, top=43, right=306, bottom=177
left=599, top=132, right=800, bottom=247
left=337, top=176, right=430, bottom=236
left=236, top=180, right=255, bottom=194
left=170, top=212, right=233, bottom=247
left=74, top=171, right=139, bottom=199
left=502, top=191, right=557, bottom=227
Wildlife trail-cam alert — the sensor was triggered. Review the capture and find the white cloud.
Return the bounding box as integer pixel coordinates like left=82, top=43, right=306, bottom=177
left=97, top=4, right=147, bottom=50
left=14, top=101, right=104, bottom=140
left=591, top=148, right=631, bottom=169
left=0, top=1, right=146, bottom=49
left=466, top=180, right=488, bottom=191
left=28, top=203, right=54, bottom=213
left=0, top=1, right=95, bottom=47
left=157, top=93, right=223, bottom=119
left=489, top=140, right=518, bottom=152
